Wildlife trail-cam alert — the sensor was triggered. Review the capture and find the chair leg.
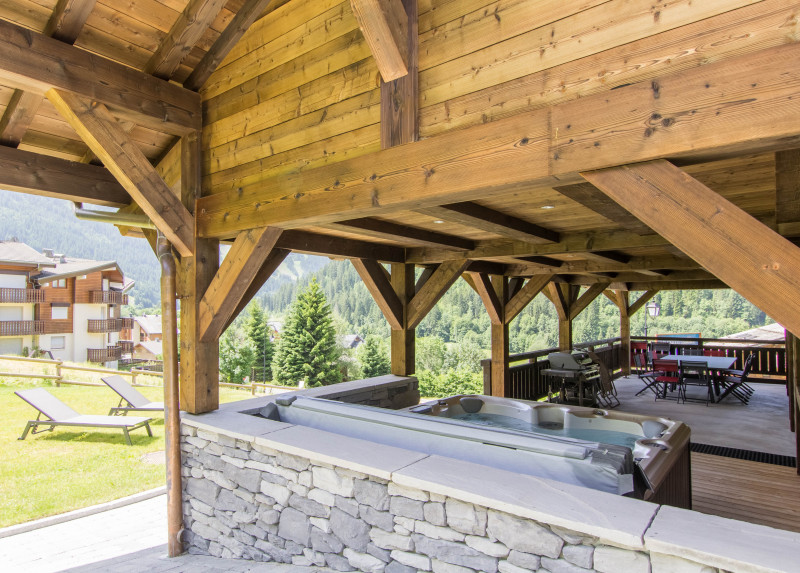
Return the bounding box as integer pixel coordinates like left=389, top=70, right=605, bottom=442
left=18, top=421, right=34, bottom=440
left=144, top=422, right=153, bottom=438
left=123, top=428, right=132, bottom=446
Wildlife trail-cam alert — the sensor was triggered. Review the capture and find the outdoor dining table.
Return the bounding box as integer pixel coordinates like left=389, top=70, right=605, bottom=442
left=662, top=355, right=738, bottom=402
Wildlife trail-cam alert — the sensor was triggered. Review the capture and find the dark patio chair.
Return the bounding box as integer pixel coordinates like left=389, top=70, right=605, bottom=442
left=679, top=360, right=712, bottom=406
left=102, top=375, right=164, bottom=416
left=633, top=353, right=659, bottom=397
left=717, top=354, right=755, bottom=404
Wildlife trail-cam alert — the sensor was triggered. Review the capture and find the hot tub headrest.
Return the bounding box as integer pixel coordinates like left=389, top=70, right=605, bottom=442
left=459, top=397, right=484, bottom=414
left=642, top=420, right=667, bottom=438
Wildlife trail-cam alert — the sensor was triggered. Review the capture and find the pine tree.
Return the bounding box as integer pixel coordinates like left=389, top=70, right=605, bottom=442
left=272, top=279, right=342, bottom=386
left=359, top=336, right=390, bottom=378
left=245, top=300, right=273, bottom=381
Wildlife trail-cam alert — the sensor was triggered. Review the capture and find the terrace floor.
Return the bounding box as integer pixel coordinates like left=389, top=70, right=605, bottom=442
left=613, top=376, right=800, bottom=532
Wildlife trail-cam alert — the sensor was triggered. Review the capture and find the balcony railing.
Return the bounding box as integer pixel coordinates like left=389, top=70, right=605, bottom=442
left=87, top=345, right=122, bottom=363
left=119, top=340, right=134, bottom=353
left=0, top=288, right=45, bottom=303
left=87, top=318, right=133, bottom=333
left=90, top=291, right=129, bottom=305
left=0, top=320, right=45, bottom=336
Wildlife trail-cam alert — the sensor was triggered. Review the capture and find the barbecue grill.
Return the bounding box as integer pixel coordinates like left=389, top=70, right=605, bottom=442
left=542, top=351, right=601, bottom=406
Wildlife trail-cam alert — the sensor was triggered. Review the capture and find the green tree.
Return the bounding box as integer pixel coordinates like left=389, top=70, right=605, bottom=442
left=219, top=327, right=256, bottom=383
left=246, top=300, right=273, bottom=381
left=359, top=336, right=390, bottom=378
left=272, top=279, right=342, bottom=386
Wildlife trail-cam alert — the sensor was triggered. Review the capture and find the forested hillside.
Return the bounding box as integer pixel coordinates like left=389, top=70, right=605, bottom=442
left=262, top=260, right=772, bottom=356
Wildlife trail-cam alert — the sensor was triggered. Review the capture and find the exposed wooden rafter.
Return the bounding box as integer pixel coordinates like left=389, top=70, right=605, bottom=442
left=350, top=0, right=409, bottom=82
left=407, top=260, right=470, bottom=328
left=419, top=202, right=559, bottom=243
left=146, top=0, right=228, bottom=81
left=351, top=259, right=403, bottom=329
left=569, top=283, right=608, bottom=321
left=223, top=248, right=290, bottom=333
left=554, top=182, right=653, bottom=235
left=199, top=227, right=283, bottom=342
left=196, top=44, right=800, bottom=238
left=332, top=218, right=474, bottom=250
left=0, top=19, right=201, bottom=135
left=505, top=274, right=552, bottom=324
left=628, top=290, right=660, bottom=316
left=584, top=159, right=800, bottom=335
left=380, top=0, right=417, bottom=148
left=184, top=0, right=287, bottom=91
left=46, top=90, right=195, bottom=256
left=276, top=230, right=405, bottom=262
left=776, top=150, right=800, bottom=234
left=0, top=145, right=129, bottom=207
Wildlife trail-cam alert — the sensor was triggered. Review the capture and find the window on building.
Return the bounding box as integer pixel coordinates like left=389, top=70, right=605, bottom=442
left=51, top=336, right=65, bottom=350
left=51, top=305, right=69, bottom=320
left=52, top=279, right=66, bottom=288
left=78, top=275, right=87, bottom=280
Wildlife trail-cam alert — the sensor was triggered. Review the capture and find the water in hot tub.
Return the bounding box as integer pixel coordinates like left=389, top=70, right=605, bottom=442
left=452, top=412, right=641, bottom=449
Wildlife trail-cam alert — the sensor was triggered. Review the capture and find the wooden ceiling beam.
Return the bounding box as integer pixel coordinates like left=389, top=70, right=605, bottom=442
left=419, top=202, right=559, bottom=243
left=184, top=0, right=288, bottom=91
left=0, top=19, right=200, bottom=135
left=47, top=90, right=194, bottom=256
left=146, top=0, right=228, bottom=81
left=350, top=0, right=409, bottom=82
left=776, top=150, right=800, bottom=226
left=0, top=0, right=96, bottom=148
left=407, top=259, right=470, bottom=328
left=0, top=145, right=129, bottom=207
left=581, top=251, right=631, bottom=264
left=514, top=256, right=563, bottom=268
left=352, top=259, right=403, bottom=329
left=199, top=227, right=283, bottom=342
left=465, top=260, right=507, bottom=276
left=628, top=289, right=660, bottom=316
left=332, top=218, right=474, bottom=250
left=222, top=248, right=290, bottom=333
left=276, top=230, right=405, bottom=262
left=553, top=182, right=652, bottom=235
left=584, top=159, right=800, bottom=334
left=466, top=272, right=502, bottom=324
left=196, top=43, right=800, bottom=237
left=504, top=254, right=697, bottom=277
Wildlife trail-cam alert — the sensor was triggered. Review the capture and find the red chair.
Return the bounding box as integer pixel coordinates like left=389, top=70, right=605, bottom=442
left=652, top=359, right=681, bottom=401
left=703, top=349, right=725, bottom=357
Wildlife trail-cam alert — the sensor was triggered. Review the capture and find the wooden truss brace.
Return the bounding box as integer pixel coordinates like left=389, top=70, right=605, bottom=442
left=352, top=259, right=469, bottom=329
left=46, top=90, right=195, bottom=256
left=198, top=227, right=283, bottom=342
left=467, top=272, right=553, bottom=326
left=350, top=0, right=409, bottom=82
left=583, top=159, right=800, bottom=336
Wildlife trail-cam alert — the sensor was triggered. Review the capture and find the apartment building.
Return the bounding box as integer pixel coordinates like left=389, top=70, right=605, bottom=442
left=0, top=241, right=134, bottom=367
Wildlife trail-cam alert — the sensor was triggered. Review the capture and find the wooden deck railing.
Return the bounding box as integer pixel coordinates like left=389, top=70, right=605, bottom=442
left=87, top=345, right=122, bottom=363
left=0, top=288, right=45, bottom=303
left=90, top=290, right=129, bottom=305
left=482, top=335, right=785, bottom=401
left=0, top=320, right=45, bottom=336
left=118, top=340, right=135, bottom=353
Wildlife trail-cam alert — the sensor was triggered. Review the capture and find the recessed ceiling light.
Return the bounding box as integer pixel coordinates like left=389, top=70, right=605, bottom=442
left=540, top=204, right=555, bottom=210
left=433, top=220, right=445, bottom=224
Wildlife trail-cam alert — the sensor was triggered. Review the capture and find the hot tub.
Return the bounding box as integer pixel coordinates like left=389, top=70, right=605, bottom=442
left=259, top=393, right=690, bottom=505
left=407, top=395, right=691, bottom=507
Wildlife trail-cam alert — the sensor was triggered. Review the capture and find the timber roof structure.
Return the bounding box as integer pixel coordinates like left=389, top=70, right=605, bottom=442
left=2, top=0, right=800, bottom=412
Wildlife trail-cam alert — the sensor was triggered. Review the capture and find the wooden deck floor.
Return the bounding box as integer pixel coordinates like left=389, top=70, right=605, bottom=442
left=691, top=453, right=800, bottom=533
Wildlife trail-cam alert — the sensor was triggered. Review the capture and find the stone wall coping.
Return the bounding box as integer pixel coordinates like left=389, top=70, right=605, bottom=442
left=254, top=425, right=429, bottom=480
left=392, top=454, right=655, bottom=550
left=645, top=505, right=800, bottom=573
left=182, top=410, right=291, bottom=441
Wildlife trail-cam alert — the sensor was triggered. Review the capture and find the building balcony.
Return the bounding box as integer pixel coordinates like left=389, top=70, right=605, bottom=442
left=87, top=317, right=134, bottom=333
left=90, top=290, right=129, bottom=305
left=119, top=340, right=134, bottom=353
left=0, top=320, right=45, bottom=336
left=87, top=345, right=122, bottom=363
left=0, top=288, right=45, bottom=303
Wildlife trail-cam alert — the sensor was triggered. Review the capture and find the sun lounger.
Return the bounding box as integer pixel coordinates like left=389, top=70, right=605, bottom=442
left=15, top=388, right=152, bottom=446
left=102, top=375, right=164, bottom=416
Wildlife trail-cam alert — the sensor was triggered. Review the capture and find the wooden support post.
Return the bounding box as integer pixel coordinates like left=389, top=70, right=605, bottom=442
left=490, top=275, right=509, bottom=398
left=390, top=263, right=414, bottom=376
left=177, top=132, right=219, bottom=414
left=547, top=283, right=575, bottom=351
left=615, top=291, right=631, bottom=375
left=379, top=0, right=417, bottom=148
left=351, top=0, right=410, bottom=82
left=787, top=331, right=795, bottom=433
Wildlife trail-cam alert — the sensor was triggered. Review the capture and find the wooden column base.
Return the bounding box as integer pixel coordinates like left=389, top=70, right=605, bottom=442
left=391, top=328, right=414, bottom=376
left=491, top=322, right=509, bottom=397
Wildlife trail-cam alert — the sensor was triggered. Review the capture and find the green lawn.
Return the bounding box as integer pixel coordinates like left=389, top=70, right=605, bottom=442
left=0, top=379, right=249, bottom=528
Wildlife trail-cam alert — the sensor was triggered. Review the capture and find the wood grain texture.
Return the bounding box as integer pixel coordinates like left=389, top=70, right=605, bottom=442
left=776, top=150, right=800, bottom=225
left=408, top=259, right=469, bottom=328
left=380, top=0, right=417, bottom=147
left=390, top=263, right=414, bottom=376
left=467, top=271, right=502, bottom=325
left=46, top=89, right=195, bottom=256
left=352, top=258, right=403, bottom=329
left=0, top=91, right=43, bottom=147
left=490, top=275, right=508, bottom=397
left=0, top=144, right=129, bottom=206
left=335, top=218, right=474, bottom=250
left=198, top=226, right=283, bottom=342
left=276, top=230, right=405, bottom=262
left=223, top=248, right=290, bottom=333
left=351, top=0, right=409, bottom=82
left=419, top=202, right=559, bottom=243
left=504, top=274, right=552, bottom=325
left=44, top=0, right=97, bottom=43
left=197, top=43, right=800, bottom=237
left=146, top=0, right=228, bottom=81
left=554, top=182, right=652, bottom=235
left=568, top=283, right=607, bottom=321
left=584, top=160, right=800, bottom=336
left=0, top=18, right=201, bottom=135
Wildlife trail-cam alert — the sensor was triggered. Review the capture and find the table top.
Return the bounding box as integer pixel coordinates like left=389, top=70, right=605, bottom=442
left=660, top=355, right=737, bottom=370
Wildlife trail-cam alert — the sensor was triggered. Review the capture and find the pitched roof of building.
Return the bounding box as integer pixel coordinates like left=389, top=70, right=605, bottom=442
left=134, top=340, right=163, bottom=357
left=721, top=322, right=785, bottom=342
left=0, top=241, right=56, bottom=267
left=33, top=253, right=134, bottom=291
left=134, top=315, right=162, bottom=335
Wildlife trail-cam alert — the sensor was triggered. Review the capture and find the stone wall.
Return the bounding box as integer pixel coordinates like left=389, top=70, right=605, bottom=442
left=181, top=424, right=730, bottom=573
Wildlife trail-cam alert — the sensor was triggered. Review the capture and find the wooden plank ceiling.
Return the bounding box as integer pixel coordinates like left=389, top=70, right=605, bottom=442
left=0, top=0, right=796, bottom=292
